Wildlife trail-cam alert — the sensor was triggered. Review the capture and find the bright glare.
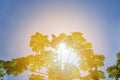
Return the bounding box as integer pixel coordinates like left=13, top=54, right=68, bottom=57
left=56, top=43, right=80, bottom=70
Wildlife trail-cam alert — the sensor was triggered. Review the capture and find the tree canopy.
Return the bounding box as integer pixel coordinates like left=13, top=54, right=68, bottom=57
left=0, top=32, right=105, bottom=80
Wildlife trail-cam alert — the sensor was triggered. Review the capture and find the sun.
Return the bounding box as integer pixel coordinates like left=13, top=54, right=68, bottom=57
left=55, top=43, right=80, bottom=70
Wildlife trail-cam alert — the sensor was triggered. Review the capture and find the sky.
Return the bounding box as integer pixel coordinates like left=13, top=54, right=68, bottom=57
left=0, top=0, right=120, bottom=80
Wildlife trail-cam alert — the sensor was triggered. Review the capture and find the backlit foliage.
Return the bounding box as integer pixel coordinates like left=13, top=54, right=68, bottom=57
left=0, top=32, right=105, bottom=80
left=107, top=52, right=120, bottom=80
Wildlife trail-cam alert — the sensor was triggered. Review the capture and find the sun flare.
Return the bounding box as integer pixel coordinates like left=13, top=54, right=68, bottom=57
left=55, top=43, right=80, bottom=70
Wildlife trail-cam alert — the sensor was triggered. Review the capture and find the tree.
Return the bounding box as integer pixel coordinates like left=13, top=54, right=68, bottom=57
left=107, top=52, right=120, bottom=80
left=0, top=32, right=105, bottom=80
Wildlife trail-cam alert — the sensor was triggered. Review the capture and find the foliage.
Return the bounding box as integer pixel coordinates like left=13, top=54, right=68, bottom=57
left=0, top=32, right=105, bottom=80
left=0, top=60, right=5, bottom=77
left=107, top=52, right=120, bottom=80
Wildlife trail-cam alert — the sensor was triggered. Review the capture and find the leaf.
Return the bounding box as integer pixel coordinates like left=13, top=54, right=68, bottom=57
left=98, top=70, right=105, bottom=78
left=30, top=32, right=50, bottom=53
left=94, top=54, right=105, bottom=67
left=0, top=70, right=4, bottom=77
left=117, top=52, right=120, bottom=59
left=85, top=42, right=92, bottom=48
left=107, top=65, right=118, bottom=78
left=29, top=65, right=36, bottom=72
left=0, top=60, right=5, bottom=68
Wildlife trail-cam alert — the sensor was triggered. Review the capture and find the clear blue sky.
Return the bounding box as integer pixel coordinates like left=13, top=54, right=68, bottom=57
left=0, top=0, right=120, bottom=80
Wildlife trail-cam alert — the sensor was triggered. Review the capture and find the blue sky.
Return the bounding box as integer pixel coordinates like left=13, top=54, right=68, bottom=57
left=0, top=0, right=120, bottom=80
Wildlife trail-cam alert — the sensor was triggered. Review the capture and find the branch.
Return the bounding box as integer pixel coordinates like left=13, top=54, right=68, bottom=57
left=28, top=68, right=48, bottom=75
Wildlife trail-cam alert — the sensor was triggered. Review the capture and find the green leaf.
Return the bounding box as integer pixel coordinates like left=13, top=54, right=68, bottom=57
left=0, top=70, right=4, bottom=77
left=107, top=65, right=118, bottom=78
left=0, top=60, right=5, bottom=68
left=98, top=71, right=105, bottom=78
left=117, top=52, right=120, bottom=59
